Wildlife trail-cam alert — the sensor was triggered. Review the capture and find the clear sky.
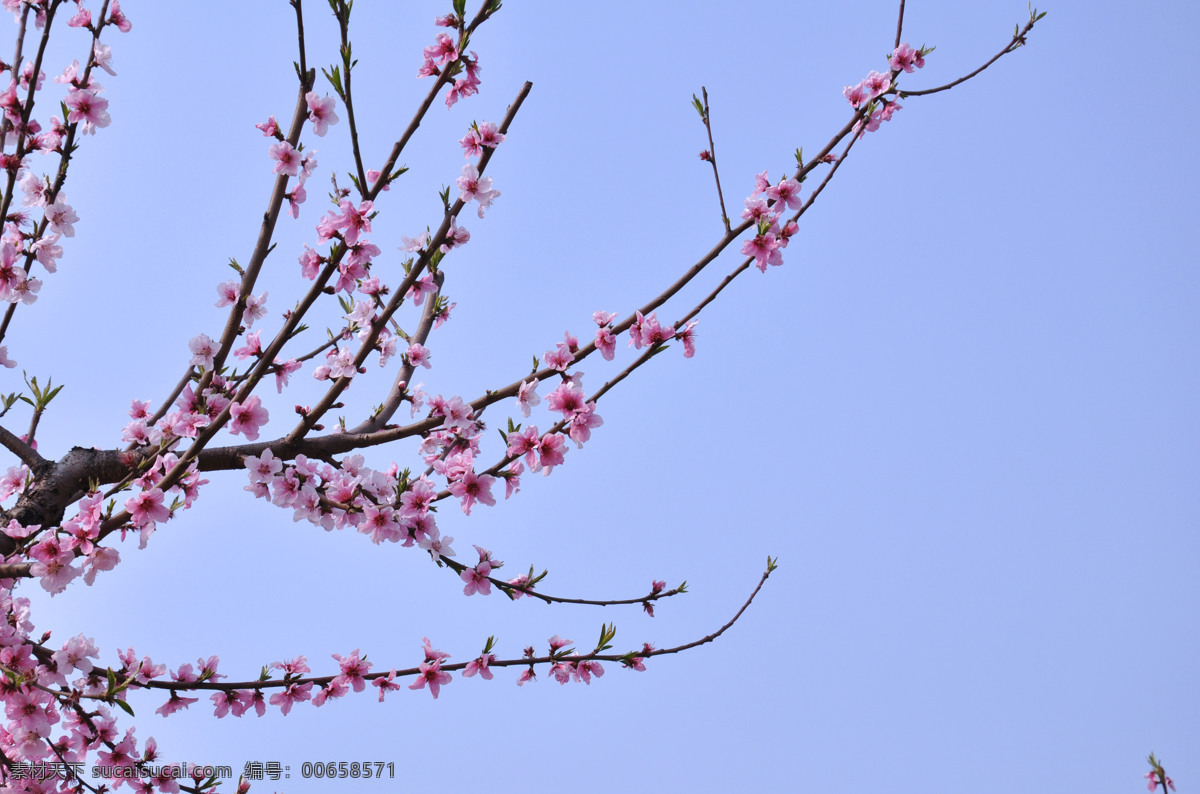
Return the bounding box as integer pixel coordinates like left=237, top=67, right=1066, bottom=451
left=10, top=0, right=1197, bottom=792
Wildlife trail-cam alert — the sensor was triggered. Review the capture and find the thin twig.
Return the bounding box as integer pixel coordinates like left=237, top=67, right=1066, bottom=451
left=901, top=17, right=1038, bottom=98
left=132, top=562, right=775, bottom=693
left=700, top=87, right=731, bottom=233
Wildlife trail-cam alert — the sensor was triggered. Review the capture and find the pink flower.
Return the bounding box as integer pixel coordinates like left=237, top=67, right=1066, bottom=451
left=31, top=233, right=61, bottom=271
left=507, top=425, right=540, bottom=468
left=269, top=141, right=301, bottom=176
left=305, top=92, right=339, bottom=136
left=476, top=121, right=504, bottom=149
left=65, top=88, right=110, bottom=134
left=43, top=197, right=78, bottom=237
left=406, top=274, right=438, bottom=306
left=126, top=488, right=169, bottom=528
left=463, top=653, right=494, bottom=680
left=370, top=670, right=401, bottom=702
left=546, top=381, right=586, bottom=417
left=312, top=679, right=349, bottom=707
left=333, top=199, right=373, bottom=245
left=544, top=343, right=573, bottom=371
left=449, top=469, right=496, bottom=516
left=409, top=660, right=451, bottom=699
left=331, top=649, right=372, bottom=693
left=326, top=346, right=358, bottom=380
left=242, top=292, right=268, bottom=326
left=742, top=231, right=783, bottom=272
left=864, top=70, right=892, bottom=99
left=30, top=546, right=79, bottom=594
left=93, top=41, right=116, bottom=76
left=269, top=682, right=312, bottom=715
left=287, top=182, right=307, bottom=218
left=401, top=231, right=430, bottom=252
left=456, top=163, right=500, bottom=218
left=274, top=358, right=301, bottom=391
left=516, top=379, right=540, bottom=417
left=423, top=32, right=458, bottom=67
left=211, top=690, right=253, bottom=718
left=215, top=280, right=238, bottom=307
left=507, top=573, right=531, bottom=598
left=766, top=178, right=802, bottom=212
left=255, top=116, right=280, bottom=137
left=535, top=432, right=567, bottom=474
left=740, top=196, right=771, bottom=224
left=843, top=82, right=868, bottom=109
left=567, top=403, right=603, bottom=448
left=504, top=461, right=523, bottom=498
left=439, top=217, right=469, bottom=253
left=108, top=0, right=132, bottom=32
left=367, top=169, right=389, bottom=191
left=0, top=465, right=27, bottom=500
left=461, top=559, right=492, bottom=596
left=229, top=396, right=269, bottom=441
left=575, top=660, right=604, bottom=684
left=155, top=692, right=199, bottom=717
left=418, top=530, right=455, bottom=561
left=1145, top=771, right=1176, bottom=792
left=406, top=342, right=432, bottom=369
left=188, top=333, right=216, bottom=369
left=890, top=42, right=924, bottom=73
left=677, top=320, right=698, bottom=358
left=459, top=127, right=483, bottom=158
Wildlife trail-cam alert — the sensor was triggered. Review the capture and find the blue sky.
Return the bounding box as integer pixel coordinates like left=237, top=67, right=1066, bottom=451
left=10, top=0, right=1197, bottom=792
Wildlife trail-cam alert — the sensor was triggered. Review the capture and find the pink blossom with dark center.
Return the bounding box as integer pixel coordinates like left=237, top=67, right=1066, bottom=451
left=305, top=91, right=339, bottom=137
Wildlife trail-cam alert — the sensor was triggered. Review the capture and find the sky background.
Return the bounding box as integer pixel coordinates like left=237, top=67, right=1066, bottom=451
left=5, top=0, right=1196, bottom=792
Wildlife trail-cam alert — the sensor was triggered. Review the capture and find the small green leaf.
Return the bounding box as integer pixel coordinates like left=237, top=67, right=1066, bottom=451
left=112, top=698, right=135, bottom=717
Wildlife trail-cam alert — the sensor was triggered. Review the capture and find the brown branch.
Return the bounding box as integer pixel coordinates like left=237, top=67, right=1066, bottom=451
left=135, top=561, right=775, bottom=693
left=699, top=87, right=730, bottom=233
left=900, top=16, right=1039, bottom=98
left=284, top=80, right=532, bottom=445
left=0, top=423, right=44, bottom=469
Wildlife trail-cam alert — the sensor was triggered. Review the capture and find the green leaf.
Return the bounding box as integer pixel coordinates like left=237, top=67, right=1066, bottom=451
left=322, top=65, right=345, bottom=98
left=112, top=698, right=135, bottom=717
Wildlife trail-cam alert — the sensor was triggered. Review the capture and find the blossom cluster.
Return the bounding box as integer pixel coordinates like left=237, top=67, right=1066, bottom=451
left=738, top=170, right=801, bottom=272
left=0, top=2, right=998, bottom=788
left=417, top=18, right=483, bottom=108
left=844, top=42, right=930, bottom=137
left=0, top=3, right=136, bottom=344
